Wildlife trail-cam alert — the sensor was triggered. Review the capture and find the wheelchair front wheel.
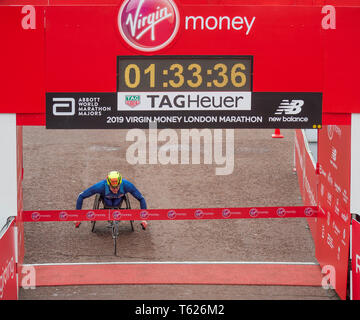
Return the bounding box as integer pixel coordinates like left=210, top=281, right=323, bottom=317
left=112, top=220, right=120, bottom=256
left=91, top=194, right=102, bottom=232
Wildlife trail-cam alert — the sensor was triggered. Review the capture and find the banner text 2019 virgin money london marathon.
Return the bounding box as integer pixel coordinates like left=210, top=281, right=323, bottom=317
left=46, top=92, right=322, bottom=129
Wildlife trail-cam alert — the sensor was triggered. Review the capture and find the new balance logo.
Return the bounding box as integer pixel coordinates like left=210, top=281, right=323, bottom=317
left=275, top=99, right=304, bottom=115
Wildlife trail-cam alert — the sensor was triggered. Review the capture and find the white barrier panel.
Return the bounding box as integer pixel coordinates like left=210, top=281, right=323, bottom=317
left=0, top=114, right=17, bottom=230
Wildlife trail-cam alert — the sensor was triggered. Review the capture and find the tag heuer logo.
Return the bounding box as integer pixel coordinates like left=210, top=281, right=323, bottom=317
left=125, top=95, right=140, bottom=107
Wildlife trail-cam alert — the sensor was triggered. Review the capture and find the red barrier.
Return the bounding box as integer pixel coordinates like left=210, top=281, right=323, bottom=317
left=0, top=219, right=17, bottom=300
left=22, top=206, right=318, bottom=222
left=316, top=125, right=351, bottom=300
left=352, top=218, right=360, bottom=300
left=294, top=129, right=318, bottom=241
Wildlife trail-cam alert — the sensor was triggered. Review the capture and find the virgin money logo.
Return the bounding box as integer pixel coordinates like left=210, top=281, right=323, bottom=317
left=167, top=210, right=176, bottom=219
left=118, top=0, right=180, bottom=52
left=0, top=257, right=15, bottom=299
left=112, top=211, right=121, bottom=219
left=86, top=211, right=95, bottom=220
left=249, top=208, right=258, bottom=217
left=32, top=212, right=40, bottom=221
left=140, top=210, right=149, bottom=219
left=276, top=208, right=286, bottom=217
left=59, top=211, right=68, bottom=220
left=222, top=209, right=231, bottom=218
left=304, top=207, right=314, bottom=216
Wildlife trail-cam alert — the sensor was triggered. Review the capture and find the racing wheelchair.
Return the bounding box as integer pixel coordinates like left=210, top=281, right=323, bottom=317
left=91, top=193, right=134, bottom=255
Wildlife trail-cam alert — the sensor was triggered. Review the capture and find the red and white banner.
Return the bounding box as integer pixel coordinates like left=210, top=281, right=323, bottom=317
left=22, top=206, right=318, bottom=222
left=352, top=218, right=360, bottom=300
left=316, top=125, right=351, bottom=300
left=0, top=219, right=17, bottom=300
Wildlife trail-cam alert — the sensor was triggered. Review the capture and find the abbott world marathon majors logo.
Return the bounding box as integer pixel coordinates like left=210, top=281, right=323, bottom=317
left=118, top=0, right=180, bottom=52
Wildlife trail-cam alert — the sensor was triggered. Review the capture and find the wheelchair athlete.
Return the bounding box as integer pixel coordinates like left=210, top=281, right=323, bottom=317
left=75, top=171, right=147, bottom=230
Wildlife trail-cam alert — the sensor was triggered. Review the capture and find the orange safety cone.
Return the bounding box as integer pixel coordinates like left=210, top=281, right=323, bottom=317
left=272, top=128, right=284, bottom=138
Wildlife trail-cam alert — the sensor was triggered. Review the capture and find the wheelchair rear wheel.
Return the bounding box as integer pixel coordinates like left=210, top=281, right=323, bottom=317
left=124, top=194, right=134, bottom=231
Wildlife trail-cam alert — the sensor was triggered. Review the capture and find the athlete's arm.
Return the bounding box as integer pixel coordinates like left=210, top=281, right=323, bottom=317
left=124, top=181, right=147, bottom=209
left=76, top=181, right=104, bottom=209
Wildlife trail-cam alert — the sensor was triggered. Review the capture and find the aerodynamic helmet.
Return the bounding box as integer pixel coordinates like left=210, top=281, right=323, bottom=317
left=107, top=171, right=122, bottom=188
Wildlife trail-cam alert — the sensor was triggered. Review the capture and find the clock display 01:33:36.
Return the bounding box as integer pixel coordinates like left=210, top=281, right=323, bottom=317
left=117, top=56, right=253, bottom=92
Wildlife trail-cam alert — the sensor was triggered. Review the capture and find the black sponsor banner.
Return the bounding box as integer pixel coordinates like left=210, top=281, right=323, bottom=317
left=46, top=92, right=322, bottom=129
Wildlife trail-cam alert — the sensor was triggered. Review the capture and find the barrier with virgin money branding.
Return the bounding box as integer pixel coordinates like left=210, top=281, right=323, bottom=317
left=294, top=129, right=318, bottom=241
left=316, top=125, right=351, bottom=300
left=0, top=219, right=17, bottom=300
left=22, top=206, right=318, bottom=222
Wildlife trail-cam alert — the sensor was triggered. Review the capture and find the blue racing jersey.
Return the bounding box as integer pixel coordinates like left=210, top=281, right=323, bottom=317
left=76, top=179, right=147, bottom=210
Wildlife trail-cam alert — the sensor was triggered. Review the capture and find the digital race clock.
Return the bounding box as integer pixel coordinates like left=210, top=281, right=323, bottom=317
left=117, top=56, right=252, bottom=92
